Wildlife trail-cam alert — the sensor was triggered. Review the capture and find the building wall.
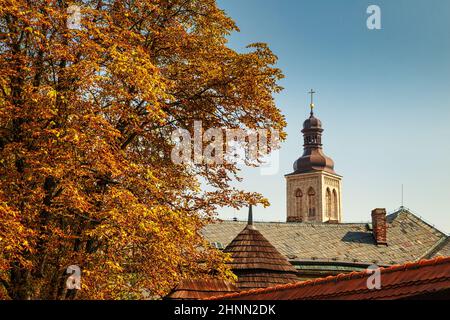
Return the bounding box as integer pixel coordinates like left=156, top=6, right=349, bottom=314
left=322, top=174, right=343, bottom=222
left=286, top=172, right=342, bottom=223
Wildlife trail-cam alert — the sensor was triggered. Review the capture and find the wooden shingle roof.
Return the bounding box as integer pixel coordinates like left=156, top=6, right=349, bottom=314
left=166, top=279, right=237, bottom=300
left=224, top=206, right=299, bottom=290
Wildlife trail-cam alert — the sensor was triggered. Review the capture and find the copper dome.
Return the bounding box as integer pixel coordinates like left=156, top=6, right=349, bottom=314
left=291, top=111, right=336, bottom=175
left=293, top=150, right=335, bottom=174
left=303, top=114, right=322, bottom=130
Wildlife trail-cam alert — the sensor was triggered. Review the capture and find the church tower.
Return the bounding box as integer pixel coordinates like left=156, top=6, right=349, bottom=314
left=286, top=90, right=342, bottom=223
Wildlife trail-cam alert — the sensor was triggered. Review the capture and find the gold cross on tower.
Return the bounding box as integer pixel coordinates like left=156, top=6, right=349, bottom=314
left=308, top=89, right=316, bottom=115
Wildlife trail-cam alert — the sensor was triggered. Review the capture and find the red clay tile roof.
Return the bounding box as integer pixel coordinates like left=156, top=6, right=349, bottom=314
left=208, top=256, right=450, bottom=300
left=166, top=279, right=237, bottom=300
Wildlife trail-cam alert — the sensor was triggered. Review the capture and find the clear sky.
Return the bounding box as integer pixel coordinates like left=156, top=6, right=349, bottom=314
left=215, top=0, right=450, bottom=233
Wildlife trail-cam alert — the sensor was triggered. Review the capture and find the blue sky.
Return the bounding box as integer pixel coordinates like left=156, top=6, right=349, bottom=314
left=215, top=0, right=450, bottom=233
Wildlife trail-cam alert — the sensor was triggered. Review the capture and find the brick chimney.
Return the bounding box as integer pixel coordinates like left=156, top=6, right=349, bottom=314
left=371, top=208, right=388, bottom=246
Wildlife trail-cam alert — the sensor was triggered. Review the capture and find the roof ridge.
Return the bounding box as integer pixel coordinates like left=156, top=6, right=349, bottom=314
left=217, top=220, right=368, bottom=227
left=217, top=208, right=447, bottom=234
left=207, top=256, right=450, bottom=300
left=284, top=277, right=448, bottom=300
left=421, top=237, right=450, bottom=260
left=390, top=207, right=448, bottom=237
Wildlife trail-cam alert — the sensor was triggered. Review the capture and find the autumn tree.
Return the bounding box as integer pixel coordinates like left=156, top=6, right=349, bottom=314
left=0, top=0, right=286, bottom=299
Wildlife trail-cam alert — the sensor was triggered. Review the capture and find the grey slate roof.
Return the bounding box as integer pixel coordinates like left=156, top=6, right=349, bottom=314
left=429, top=238, right=450, bottom=258
left=202, top=209, right=448, bottom=266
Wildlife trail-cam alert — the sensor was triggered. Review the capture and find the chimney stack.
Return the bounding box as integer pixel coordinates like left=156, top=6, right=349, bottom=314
left=371, top=208, right=388, bottom=246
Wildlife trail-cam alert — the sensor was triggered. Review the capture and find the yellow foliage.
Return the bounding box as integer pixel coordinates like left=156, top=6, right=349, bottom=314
left=0, top=0, right=285, bottom=300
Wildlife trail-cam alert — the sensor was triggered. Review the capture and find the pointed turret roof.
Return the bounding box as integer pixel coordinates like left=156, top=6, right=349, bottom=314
left=224, top=205, right=299, bottom=290
left=291, top=90, right=337, bottom=175
left=166, top=279, right=238, bottom=300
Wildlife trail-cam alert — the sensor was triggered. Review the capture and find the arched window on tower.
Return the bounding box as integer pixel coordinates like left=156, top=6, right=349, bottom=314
left=332, top=189, right=338, bottom=220
left=326, top=188, right=332, bottom=219
left=308, top=187, right=316, bottom=219
left=295, top=189, right=303, bottom=220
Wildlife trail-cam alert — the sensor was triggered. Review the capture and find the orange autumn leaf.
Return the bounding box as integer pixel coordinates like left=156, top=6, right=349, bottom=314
left=0, top=0, right=285, bottom=299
